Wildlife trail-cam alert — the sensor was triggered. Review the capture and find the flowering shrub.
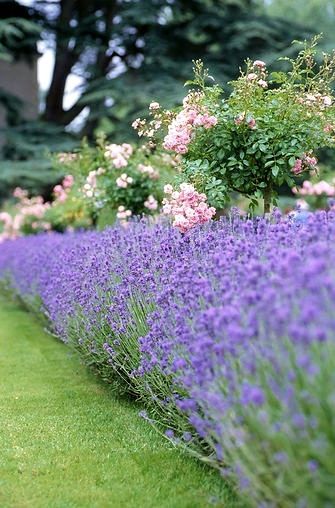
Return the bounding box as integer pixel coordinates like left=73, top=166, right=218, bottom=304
left=54, top=137, right=178, bottom=225
left=0, top=187, right=51, bottom=242
left=162, top=182, right=216, bottom=232
left=44, top=175, right=93, bottom=232
left=0, top=174, right=93, bottom=240
left=139, top=37, right=335, bottom=213
left=1, top=213, right=335, bottom=507
left=292, top=178, right=335, bottom=212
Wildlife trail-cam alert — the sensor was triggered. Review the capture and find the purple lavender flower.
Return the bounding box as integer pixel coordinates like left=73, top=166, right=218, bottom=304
left=1, top=212, right=335, bottom=506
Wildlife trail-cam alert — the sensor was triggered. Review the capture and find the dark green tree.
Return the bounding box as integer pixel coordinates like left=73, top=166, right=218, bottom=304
left=18, top=0, right=310, bottom=139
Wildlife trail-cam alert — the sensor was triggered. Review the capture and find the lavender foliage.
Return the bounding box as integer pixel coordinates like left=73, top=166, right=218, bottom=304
left=1, top=212, right=335, bottom=507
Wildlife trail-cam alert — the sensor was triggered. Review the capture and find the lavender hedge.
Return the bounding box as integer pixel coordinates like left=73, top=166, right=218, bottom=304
left=1, top=212, right=335, bottom=507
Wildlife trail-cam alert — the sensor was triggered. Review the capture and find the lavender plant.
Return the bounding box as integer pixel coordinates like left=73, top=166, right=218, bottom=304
left=1, top=213, right=335, bottom=507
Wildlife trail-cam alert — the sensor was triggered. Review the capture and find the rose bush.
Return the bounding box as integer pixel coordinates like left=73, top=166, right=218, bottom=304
left=138, top=37, right=335, bottom=213
left=54, top=136, right=178, bottom=226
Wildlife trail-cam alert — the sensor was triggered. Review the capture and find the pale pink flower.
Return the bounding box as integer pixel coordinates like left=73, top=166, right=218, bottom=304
left=144, top=195, right=158, bottom=210
left=149, top=102, right=160, bottom=110
left=162, top=183, right=216, bottom=233
left=116, top=206, right=132, bottom=223
left=162, top=203, right=172, bottom=214
left=116, top=177, right=128, bottom=188
left=57, top=152, right=77, bottom=164
left=132, top=118, right=141, bottom=129
left=87, top=170, right=97, bottom=188
left=292, top=153, right=318, bottom=176
left=247, top=118, right=256, bottom=129
left=164, top=184, right=173, bottom=194
left=114, top=156, right=128, bottom=168
left=247, top=73, right=257, bottom=81
left=137, top=164, right=159, bottom=179
left=53, top=184, right=67, bottom=203
left=0, top=212, right=12, bottom=225
left=163, top=99, right=217, bottom=154
left=194, top=114, right=218, bottom=129
left=116, top=173, right=132, bottom=188
left=105, top=143, right=133, bottom=168
left=258, top=79, right=268, bottom=89
left=253, top=60, right=266, bottom=68
left=180, top=182, right=195, bottom=192
left=294, top=180, right=335, bottom=197
left=13, top=187, right=28, bottom=200
left=292, top=159, right=303, bottom=175
left=62, top=174, right=74, bottom=189
left=323, top=96, right=332, bottom=107
left=305, top=156, right=317, bottom=167
left=234, top=113, right=245, bottom=126
left=122, top=144, right=133, bottom=157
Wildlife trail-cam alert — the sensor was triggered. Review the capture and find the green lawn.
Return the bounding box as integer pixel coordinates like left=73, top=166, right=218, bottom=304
left=0, top=296, right=237, bottom=508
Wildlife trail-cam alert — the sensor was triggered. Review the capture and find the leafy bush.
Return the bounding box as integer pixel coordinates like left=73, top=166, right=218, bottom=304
left=0, top=122, right=78, bottom=203
left=1, top=213, right=335, bottom=507
left=0, top=175, right=93, bottom=241
left=0, top=159, right=62, bottom=203
left=52, top=137, right=178, bottom=225
left=138, top=37, right=335, bottom=213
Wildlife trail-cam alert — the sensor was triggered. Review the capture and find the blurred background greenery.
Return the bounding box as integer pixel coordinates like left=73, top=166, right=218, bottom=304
left=0, top=0, right=334, bottom=202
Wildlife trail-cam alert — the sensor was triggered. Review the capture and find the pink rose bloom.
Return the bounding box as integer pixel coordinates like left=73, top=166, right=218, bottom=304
left=86, top=171, right=97, bottom=188
left=116, top=177, right=128, bottom=188
left=62, top=175, right=74, bottom=189
left=113, top=156, right=128, bottom=168
left=13, top=187, right=28, bottom=200
left=0, top=212, right=12, bottom=227
left=253, top=60, right=266, bottom=68
left=162, top=183, right=216, bottom=232
left=305, top=156, right=317, bottom=167
left=234, top=113, right=245, bottom=126
left=164, top=184, right=173, bottom=194
left=247, top=118, right=256, bottom=129
left=53, top=185, right=63, bottom=194
left=163, top=104, right=217, bottom=154
left=162, top=203, right=172, bottom=214
left=122, top=143, right=133, bottom=156
left=173, top=214, right=189, bottom=233
left=247, top=73, right=257, bottom=81
left=149, top=102, right=160, bottom=110
left=292, top=159, right=303, bottom=175
left=258, top=79, right=268, bottom=89
left=144, top=195, right=158, bottom=210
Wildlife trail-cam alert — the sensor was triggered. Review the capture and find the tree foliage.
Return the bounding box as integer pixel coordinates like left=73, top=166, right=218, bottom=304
left=261, top=0, right=335, bottom=52
left=0, top=0, right=312, bottom=202
left=15, top=0, right=310, bottom=139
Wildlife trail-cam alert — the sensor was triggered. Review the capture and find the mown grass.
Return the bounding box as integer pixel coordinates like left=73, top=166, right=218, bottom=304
left=0, top=296, right=237, bottom=508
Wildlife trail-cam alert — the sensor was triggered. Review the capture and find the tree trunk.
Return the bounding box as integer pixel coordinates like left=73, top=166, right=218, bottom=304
left=43, top=51, right=77, bottom=123
left=42, top=0, right=78, bottom=124
left=263, top=184, right=272, bottom=215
